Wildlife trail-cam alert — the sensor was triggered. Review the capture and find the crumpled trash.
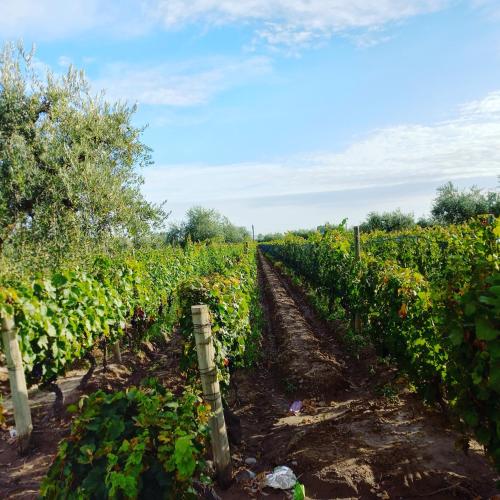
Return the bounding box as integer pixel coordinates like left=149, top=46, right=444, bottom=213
left=9, top=428, right=17, bottom=438
left=289, top=400, right=302, bottom=415
left=265, top=466, right=297, bottom=490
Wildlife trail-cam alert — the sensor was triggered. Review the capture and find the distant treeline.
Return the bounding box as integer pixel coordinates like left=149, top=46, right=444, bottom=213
left=164, top=206, right=250, bottom=246
left=257, top=180, right=500, bottom=241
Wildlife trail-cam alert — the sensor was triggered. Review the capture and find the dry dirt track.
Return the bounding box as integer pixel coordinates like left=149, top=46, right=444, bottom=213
left=219, top=252, right=499, bottom=499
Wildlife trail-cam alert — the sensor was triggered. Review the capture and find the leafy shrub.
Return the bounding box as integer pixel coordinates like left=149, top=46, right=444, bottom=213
left=0, top=243, right=255, bottom=387
left=360, top=258, right=446, bottom=402
left=178, top=249, right=260, bottom=387
left=0, top=270, right=129, bottom=386
left=41, top=380, right=210, bottom=500
left=442, top=217, right=500, bottom=464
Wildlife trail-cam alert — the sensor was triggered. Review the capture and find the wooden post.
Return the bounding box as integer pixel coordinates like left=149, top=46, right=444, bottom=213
left=252, top=224, right=255, bottom=242
left=111, top=341, right=122, bottom=364
left=1, top=316, right=32, bottom=454
left=353, top=226, right=362, bottom=334
left=354, top=226, right=361, bottom=260
left=191, top=305, right=232, bottom=488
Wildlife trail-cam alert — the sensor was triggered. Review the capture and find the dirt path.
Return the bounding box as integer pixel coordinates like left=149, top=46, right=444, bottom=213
left=220, top=252, right=499, bottom=499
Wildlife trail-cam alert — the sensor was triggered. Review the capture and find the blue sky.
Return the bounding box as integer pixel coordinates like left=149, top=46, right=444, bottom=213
left=1, top=0, right=500, bottom=233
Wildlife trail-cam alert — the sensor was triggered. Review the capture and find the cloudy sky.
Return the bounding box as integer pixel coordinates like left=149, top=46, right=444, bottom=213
left=1, top=0, right=499, bottom=233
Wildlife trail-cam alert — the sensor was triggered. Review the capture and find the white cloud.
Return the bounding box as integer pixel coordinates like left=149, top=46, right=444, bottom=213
left=155, top=0, right=449, bottom=50
left=93, top=56, right=272, bottom=106
left=156, top=0, right=447, bottom=29
left=143, top=89, right=500, bottom=207
left=1, top=0, right=450, bottom=48
left=0, top=0, right=101, bottom=38
left=0, top=0, right=156, bottom=39
left=1, top=0, right=493, bottom=53
left=470, top=0, right=500, bottom=19
left=459, top=90, right=500, bottom=118
left=251, top=23, right=328, bottom=55
left=57, top=55, right=72, bottom=67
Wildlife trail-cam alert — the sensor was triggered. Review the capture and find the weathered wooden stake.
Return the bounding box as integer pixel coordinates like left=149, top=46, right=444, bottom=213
left=1, top=316, right=32, bottom=453
left=353, top=226, right=362, bottom=334
left=354, top=225, right=361, bottom=260
left=191, top=305, right=232, bottom=488
left=111, top=341, right=122, bottom=364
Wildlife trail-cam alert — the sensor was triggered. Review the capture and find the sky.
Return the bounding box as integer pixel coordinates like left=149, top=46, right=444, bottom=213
left=1, top=0, right=500, bottom=234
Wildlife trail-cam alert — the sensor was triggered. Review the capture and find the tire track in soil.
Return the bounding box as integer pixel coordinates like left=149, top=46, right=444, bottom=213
left=220, top=251, right=499, bottom=499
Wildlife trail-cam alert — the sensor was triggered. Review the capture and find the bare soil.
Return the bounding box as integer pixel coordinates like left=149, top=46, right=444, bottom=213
left=218, top=252, right=499, bottom=499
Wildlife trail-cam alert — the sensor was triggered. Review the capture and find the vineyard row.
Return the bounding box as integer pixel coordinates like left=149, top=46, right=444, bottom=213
left=261, top=216, right=500, bottom=470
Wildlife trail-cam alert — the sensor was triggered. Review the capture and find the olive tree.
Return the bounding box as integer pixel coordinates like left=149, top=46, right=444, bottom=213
left=360, top=209, right=416, bottom=232
left=166, top=206, right=250, bottom=244
left=431, top=182, right=500, bottom=225
left=0, top=44, right=166, bottom=272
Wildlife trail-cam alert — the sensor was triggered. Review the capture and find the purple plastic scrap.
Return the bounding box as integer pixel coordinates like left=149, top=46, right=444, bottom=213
left=289, top=400, right=302, bottom=414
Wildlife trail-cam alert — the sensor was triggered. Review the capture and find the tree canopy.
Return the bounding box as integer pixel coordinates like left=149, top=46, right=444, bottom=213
left=166, top=206, right=250, bottom=245
left=359, top=209, right=416, bottom=233
left=431, top=181, right=500, bottom=225
left=357, top=182, right=500, bottom=232
left=0, top=44, right=165, bottom=273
